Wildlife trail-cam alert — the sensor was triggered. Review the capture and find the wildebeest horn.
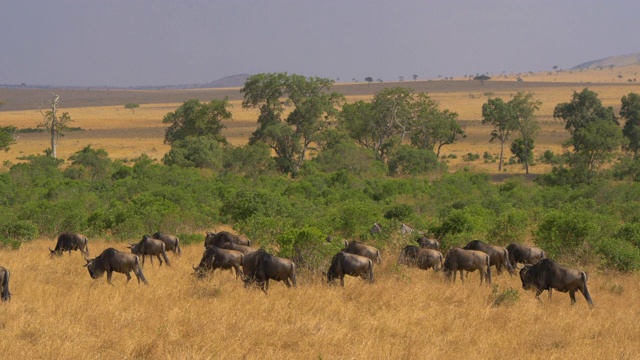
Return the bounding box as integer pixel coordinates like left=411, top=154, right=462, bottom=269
left=192, top=265, right=198, bottom=271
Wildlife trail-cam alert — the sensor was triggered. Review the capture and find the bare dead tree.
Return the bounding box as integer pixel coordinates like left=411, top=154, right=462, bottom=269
left=39, top=93, right=73, bottom=158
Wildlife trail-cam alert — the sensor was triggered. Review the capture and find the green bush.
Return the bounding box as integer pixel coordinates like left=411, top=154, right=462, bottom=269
left=596, top=238, right=640, bottom=271
left=534, top=208, right=598, bottom=259
left=384, top=204, right=414, bottom=221
left=276, top=226, right=342, bottom=271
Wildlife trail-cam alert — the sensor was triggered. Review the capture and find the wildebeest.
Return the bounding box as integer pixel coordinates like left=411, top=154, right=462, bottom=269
left=326, top=251, right=374, bottom=286
left=443, top=248, right=492, bottom=284
left=416, top=237, right=440, bottom=251
left=519, top=259, right=593, bottom=306
left=342, top=240, right=381, bottom=264
left=506, top=243, right=546, bottom=268
left=128, top=235, right=171, bottom=267
left=84, top=248, right=148, bottom=285
left=398, top=246, right=443, bottom=271
left=151, top=232, right=182, bottom=256
left=401, top=223, right=414, bottom=234
left=463, top=240, right=515, bottom=276
left=204, top=231, right=251, bottom=248
left=243, top=249, right=296, bottom=294
left=370, top=223, right=382, bottom=235
left=49, top=233, right=90, bottom=258
left=192, top=246, right=244, bottom=280
left=0, top=266, right=11, bottom=302
left=221, top=242, right=257, bottom=255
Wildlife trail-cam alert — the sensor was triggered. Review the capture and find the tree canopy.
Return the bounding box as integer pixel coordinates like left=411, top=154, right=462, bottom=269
left=162, top=98, right=231, bottom=145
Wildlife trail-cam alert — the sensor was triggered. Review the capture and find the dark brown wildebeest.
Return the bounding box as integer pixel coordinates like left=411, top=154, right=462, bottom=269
left=519, top=259, right=594, bottom=306
left=243, top=249, right=296, bottom=294
left=151, top=232, right=182, bottom=256
left=443, top=248, right=492, bottom=284
left=506, top=243, right=546, bottom=269
left=220, top=242, right=257, bottom=255
left=0, top=266, right=11, bottom=302
left=127, top=235, right=171, bottom=268
left=398, top=246, right=442, bottom=271
left=192, top=246, right=244, bottom=280
left=84, top=248, right=148, bottom=285
left=342, top=240, right=381, bottom=264
left=416, top=237, right=440, bottom=251
left=326, top=251, right=374, bottom=287
left=463, top=240, right=515, bottom=276
left=50, top=233, right=90, bottom=258
left=397, top=245, right=421, bottom=266
left=204, top=231, right=251, bottom=248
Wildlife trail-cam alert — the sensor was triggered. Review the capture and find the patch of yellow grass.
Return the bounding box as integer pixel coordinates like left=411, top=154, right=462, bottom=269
left=0, top=239, right=637, bottom=358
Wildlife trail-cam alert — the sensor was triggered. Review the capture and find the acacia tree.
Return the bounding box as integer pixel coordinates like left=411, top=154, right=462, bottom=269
left=0, top=126, right=17, bottom=152
left=241, top=73, right=343, bottom=176
left=124, top=103, right=140, bottom=114
left=554, top=88, right=622, bottom=183
left=162, top=98, right=231, bottom=145
left=39, top=94, right=73, bottom=159
left=482, top=97, right=517, bottom=170
left=620, top=92, right=640, bottom=159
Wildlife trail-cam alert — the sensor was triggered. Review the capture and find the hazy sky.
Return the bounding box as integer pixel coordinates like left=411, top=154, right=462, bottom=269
left=1, top=0, right=638, bottom=87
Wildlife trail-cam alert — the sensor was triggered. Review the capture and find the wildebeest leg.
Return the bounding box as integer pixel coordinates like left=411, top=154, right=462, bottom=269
left=569, top=290, right=577, bottom=305
left=124, top=271, right=132, bottom=283
left=156, top=254, right=163, bottom=267
left=135, top=269, right=148, bottom=285
left=534, top=289, right=544, bottom=302
left=340, top=275, right=345, bottom=287
left=284, top=279, right=292, bottom=287
left=233, top=265, right=243, bottom=280
left=548, top=289, right=553, bottom=300
left=107, top=271, right=114, bottom=286
left=459, top=270, right=464, bottom=284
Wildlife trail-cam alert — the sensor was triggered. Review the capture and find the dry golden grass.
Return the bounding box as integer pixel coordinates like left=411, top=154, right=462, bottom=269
left=0, top=239, right=637, bottom=359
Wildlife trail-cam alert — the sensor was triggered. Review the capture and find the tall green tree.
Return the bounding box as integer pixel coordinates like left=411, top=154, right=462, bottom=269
left=162, top=98, right=231, bottom=145
left=410, top=94, right=464, bottom=158
left=509, top=92, right=541, bottom=174
left=339, top=87, right=415, bottom=162
left=620, top=92, right=640, bottom=159
left=553, top=88, right=622, bottom=183
left=482, top=97, right=517, bottom=170
left=241, top=73, right=343, bottom=176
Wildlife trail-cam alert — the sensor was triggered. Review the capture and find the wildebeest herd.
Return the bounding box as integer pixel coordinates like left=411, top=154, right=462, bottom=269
left=0, top=226, right=594, bottom=306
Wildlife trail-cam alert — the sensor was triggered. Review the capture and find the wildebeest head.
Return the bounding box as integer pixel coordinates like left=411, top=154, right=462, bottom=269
left=84, top=258, right=105, bottom=279
left=519, top=265, right=533, bottom=290
left=49, top=247, right=63, bottom=258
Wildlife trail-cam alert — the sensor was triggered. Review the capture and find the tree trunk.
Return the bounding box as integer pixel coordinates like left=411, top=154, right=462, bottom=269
left=50, top=95, right=59, bottom=159
left=498, top=140, right=505, bottom=171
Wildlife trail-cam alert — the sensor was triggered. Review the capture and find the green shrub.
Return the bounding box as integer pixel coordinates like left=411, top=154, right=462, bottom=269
left=596, top=238, right=640, bottom=271
left=384, top=204, right=414, bottom=221
left=0, top=220, right=38, bottom=241
left=276, top=226, right=342, bottom=271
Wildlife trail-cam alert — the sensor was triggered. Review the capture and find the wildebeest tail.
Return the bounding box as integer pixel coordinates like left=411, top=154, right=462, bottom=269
left=368, top=259, right=374, bottom=284
left=485, top=255, right=492, bottom=284
left=176, top=238, right=182, bottom=256
left=1, top=269, right=10, bottom=302
left=290, top=263, right=297, bottom=287
left=162, top=246, right=171, bottom=267
left=375, top=250, right=382, bottom=264
left=83, top=237, right=90, bottom=258
left=134, top=256, right=149, bottom=285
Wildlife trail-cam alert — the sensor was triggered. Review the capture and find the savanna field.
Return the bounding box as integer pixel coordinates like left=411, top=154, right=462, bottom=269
left=1, top=67, right=640, bottom=359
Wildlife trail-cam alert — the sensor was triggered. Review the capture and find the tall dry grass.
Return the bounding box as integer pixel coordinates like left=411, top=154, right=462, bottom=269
left=0, top=239, right=637, bottom=359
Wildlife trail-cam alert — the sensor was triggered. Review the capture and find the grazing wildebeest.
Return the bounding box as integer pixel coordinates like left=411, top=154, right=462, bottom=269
left=463, top=240, right=515, bottom=276
left=128, top=235, right=171, bottom=267
left=401, top=223, right=414, bottom=234
left=326, top=251, right=374, bottom=287
left=415, top=249, right=444, bottom=272
left=243, top=249, right=296, bottom=294
left=220, top=242, right=257, bottom=255
left=50, top=233, right=90, bottom=258
left=84, top=248, right=148, bottom=285
left=506, top=243, right=546, bottom=269
left=397, top=245, right=421, bottom=266
left=192, top=246, right=244, bottom=280
left=151, top=232, right=182, bottom=256
left=416, top=237, right=440, bottom=251
left=443, top=248, right=492, bottom=284
left=342, top=240, right=381, bottom=264
left=519, top=259, right=593, bottom=306
left=204, top=231, right=251, bottom=248
left=370, top=223, right=382, bottom=235
left=0, top=266, right=11, bottom=302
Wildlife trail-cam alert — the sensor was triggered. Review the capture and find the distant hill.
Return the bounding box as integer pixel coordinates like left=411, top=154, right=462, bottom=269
left=195, top=74, right=251, bottom=89
left=572, top=53, right=640, bottom=70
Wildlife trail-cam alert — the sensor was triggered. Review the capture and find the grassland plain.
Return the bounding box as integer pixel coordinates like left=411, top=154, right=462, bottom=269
left=0, top=239, right=637, bottom=359
left=1, top=68, right=640, bottom=358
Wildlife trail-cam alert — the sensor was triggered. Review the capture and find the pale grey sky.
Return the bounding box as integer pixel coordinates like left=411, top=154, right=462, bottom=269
left=1, top=0, right=638, bottom=87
